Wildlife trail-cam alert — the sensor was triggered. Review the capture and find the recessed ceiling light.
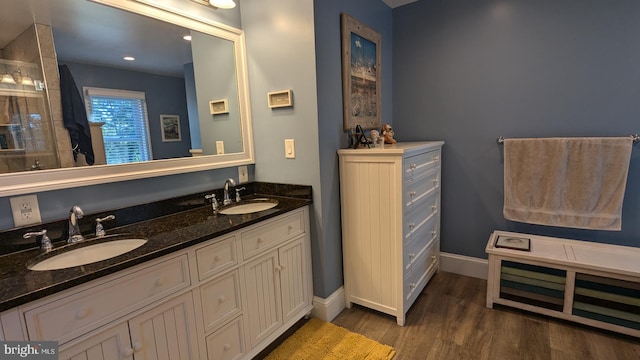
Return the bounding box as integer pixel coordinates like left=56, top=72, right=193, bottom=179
left=209, top=0, right=236, bottom=9
left=183, top=35, right=192, bottom=41
left=123, top=56, right=135, bottom=61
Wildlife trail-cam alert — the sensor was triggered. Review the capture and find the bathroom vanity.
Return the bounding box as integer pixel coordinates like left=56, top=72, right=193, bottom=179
left=0, top=183, right=313, bottom=359
left=338, top=141, right=444, bottom=326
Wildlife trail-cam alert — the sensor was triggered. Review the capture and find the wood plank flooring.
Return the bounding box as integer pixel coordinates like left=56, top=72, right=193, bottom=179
left=331, top=271, right=640, bottom=360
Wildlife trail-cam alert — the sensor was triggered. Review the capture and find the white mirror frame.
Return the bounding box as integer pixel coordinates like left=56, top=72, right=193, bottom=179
left=0, top=0, right=254, bottom=197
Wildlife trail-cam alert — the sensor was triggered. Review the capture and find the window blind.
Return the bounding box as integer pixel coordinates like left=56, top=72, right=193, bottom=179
left=84, top=87, right=152, bottom=165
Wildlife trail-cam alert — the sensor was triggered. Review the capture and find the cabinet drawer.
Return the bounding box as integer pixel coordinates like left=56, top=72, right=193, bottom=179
left=205, top=316, right=246, bottom=360
left=241, top=210, right=305, bottom=260
left=404, top=240, right=439, bottom=308
left=196, top=235, right=238, bottom=281
left=404, top=167, right=439, bottom=208
left=404, top=215, right=438, bottom=273
left=200, top=269, right=242, bottom=332
left=24, top=254, right=190, bottom=344
left=404, top=149, right=441, bottom=180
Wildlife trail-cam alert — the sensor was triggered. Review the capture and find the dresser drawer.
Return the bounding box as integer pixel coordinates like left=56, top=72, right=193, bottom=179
left=241, top=210, right=306, bottom=260
left=24, top=254, right=190, bottom=344
left=404, top=149, right=441, bottom=180
left=404, top=167, right=440, bottom=209
left=200, top=269, right=242, bottom=332
left=403, top=240, right=439, bottom=308
left=404, top=215, right=438, bottom=273
left=196, top=235, right=238, bottom=281
left=403, top=190, right=439, bottom=239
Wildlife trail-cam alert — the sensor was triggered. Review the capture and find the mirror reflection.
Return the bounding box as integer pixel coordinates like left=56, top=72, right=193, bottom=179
left=0, top=0, right=243, bottom=173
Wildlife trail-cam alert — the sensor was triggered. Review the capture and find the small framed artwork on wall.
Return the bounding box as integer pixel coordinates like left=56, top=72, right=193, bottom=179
left=341, top=13, right=382, bottom=130
left=160, top=114, right=181, bottom=142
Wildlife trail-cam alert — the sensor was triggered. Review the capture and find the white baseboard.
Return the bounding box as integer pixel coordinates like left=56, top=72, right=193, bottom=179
left=311, top=253, right=487, bottom=322
left=440, top=252, right=488, bottom=280
left=311, top=286, right=345, bottom=322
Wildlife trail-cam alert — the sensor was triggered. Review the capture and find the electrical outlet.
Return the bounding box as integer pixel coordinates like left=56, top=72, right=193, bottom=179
left=10, top=194, right=42, bottom=227
left=238, top=165, right=249, bottom=183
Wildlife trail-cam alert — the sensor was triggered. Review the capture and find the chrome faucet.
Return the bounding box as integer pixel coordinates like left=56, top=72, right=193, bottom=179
left=95, top=215, right=115, bottom=237
left=24, top=229, right=52, bottom=252
left=205, top=193, right=219, bottom=214
left=68, top=205, right=85, bottom=243
left=223, top=178, right=236, bottom=206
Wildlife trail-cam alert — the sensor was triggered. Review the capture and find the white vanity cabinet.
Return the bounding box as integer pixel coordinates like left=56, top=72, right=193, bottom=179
left=11, top=206, right=312, bottom=360
left=338, top=142, right=444, bottom=326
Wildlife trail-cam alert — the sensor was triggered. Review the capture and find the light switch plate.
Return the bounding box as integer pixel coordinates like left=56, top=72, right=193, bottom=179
left=285, top=139, right=295, bottom=159
left=10, top=194, right=42, bottom=227
left=216, top=141, right=225, bottom=155
left=238, top=165, right=248, bottom=183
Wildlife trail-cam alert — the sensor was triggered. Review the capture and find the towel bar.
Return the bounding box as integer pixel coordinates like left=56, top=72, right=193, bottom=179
left=497, top=134, right=640, bottom=144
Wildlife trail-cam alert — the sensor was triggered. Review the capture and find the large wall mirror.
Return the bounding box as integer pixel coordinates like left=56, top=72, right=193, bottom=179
left=0, top=0, right=254, bottom=196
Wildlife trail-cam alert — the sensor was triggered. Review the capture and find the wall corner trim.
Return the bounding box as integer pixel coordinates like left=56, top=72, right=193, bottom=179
left=311, top=286, right=345, bottom=322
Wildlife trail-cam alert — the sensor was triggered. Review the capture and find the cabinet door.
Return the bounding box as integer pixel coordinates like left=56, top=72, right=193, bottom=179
left=244, top=250, right=282, bottom=348
left=58, top=322, right=132, bottom=360
left=279, top=238, right=309, bottom=323
left=128, top=292, right=199, bottom=360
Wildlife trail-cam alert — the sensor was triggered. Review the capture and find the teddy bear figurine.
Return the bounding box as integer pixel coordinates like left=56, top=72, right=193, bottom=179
left=381, top=123, right=397, bottom=144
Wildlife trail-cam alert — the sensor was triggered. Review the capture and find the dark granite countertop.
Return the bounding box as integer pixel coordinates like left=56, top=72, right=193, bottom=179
left=0, top=182, right=312, bottom=312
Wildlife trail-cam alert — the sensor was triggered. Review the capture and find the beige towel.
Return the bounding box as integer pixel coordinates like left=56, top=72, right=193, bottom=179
left=503, top=137, right=632, bottom=230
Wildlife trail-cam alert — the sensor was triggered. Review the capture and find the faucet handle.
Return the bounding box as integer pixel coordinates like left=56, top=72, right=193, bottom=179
left=95, top=215, right=116, bottom=237
left=24, top=229, right=52, bottom=252
left=205, top=194, right=219, bottom=213
left=235, top=187, right=246, bottom=202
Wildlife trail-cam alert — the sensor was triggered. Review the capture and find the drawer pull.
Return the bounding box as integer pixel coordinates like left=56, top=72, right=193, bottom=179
left=409, top=282, right=416, bottom=289
left=434, top=155, right=440, bottom=162
left=432, top=205, right=438, bottom=213
left=288, top=225, right=294, bottom=233
left=219, top=295, right=226, bottom=303
left=432, top=230, right=437, bottom=236
left=123, top=348, right=134, bottom=357
left=133, top=342, right=143, bottom=352
left=155, top=277, right=166, bottom=287
left=408, top=223, right=415, bottom=229
left=433, top=179, right=439, bottom=187
left=409, top=253, right=416, bottom=260
left=257, top=237, right=264, bottom=243
left=214, top=255, right=221, bottom=262
left=409, top=191, right=416, bottom=197
left=75, top=307, right=88, bottom=319
left=224, top=343, right=232, bottom=351
left=410, top=164, right=417, bottom=170
left=432, top=255, right=437, bottom=261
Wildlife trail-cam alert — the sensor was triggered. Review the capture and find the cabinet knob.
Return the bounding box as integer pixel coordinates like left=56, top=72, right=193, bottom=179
left=275, top=265, right=284, bottom=272
left=214, top=255, right=221, bottom=262
left=219, top=295, right=226, bottom=303
left=410, top=164, right=417, bottom=170
left=75, top=307, right=88, bottom=319
left=433, top=178, right=439, bottom=187
left=409, top=283, right=416, bottom=289
left=224, top=343, right=232, bottom=351
left=409, top=253, right=416, bottom=259
left=123, top=348, right=134, bottom=357
left=432, top=255, right=437, bottom=261
left=133, top=342, right=143, bottom=352
left=434, top=156, right=440, bottom=162
left=408, top=223, right=415, bottom=229
left=155, top=277, right=165, bottom=287
left=288, top=225, right=294, bottom=233
left=432, top=205, right=438, bottom=213
left=257, top=237, right=264, bottom=244
left=409, top=191, right=416, bottom=197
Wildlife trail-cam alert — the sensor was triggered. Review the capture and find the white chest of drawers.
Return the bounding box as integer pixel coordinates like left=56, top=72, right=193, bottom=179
left=338, top=141, right=444, bottom=326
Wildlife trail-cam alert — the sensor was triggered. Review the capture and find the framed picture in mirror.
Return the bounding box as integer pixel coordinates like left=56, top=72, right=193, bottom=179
left=160, top=114, right=181, bottom=142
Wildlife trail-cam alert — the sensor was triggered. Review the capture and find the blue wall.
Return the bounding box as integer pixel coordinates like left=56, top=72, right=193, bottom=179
left=313, top=0, right=393, bottom=297
left=60, top=61, right=192, bottom=160
left=393, top=0, right=640, bottom=259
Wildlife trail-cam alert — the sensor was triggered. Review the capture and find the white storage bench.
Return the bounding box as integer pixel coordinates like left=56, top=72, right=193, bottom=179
left=486, top=230, right=640, bottom=337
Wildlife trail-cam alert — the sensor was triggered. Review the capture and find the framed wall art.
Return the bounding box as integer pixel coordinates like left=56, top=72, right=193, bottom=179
left=160, top=114, right=181, bottom=142
left=341, top=13, right=382, bottom=130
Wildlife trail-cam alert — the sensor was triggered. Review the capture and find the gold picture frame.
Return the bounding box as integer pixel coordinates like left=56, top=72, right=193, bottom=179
left=341, top=13, right=382, bottom=130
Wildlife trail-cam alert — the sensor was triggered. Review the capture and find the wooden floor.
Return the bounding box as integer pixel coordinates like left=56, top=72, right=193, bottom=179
left=331, top=272, right=640, bottom=360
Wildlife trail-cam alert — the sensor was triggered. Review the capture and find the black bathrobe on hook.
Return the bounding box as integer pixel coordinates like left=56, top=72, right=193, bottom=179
left=59, top=64, right=94, bottom=165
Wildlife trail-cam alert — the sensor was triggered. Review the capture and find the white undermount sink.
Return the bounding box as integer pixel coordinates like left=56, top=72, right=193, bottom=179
left=218, top=199, right=279, bottom=215
left=29, top=238, right=147, bottom=271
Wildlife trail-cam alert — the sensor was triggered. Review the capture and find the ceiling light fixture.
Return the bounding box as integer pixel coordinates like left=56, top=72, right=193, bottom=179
left=123, top=56, right=135, bottom=61
left=209, top=0, right=236, bottom=9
